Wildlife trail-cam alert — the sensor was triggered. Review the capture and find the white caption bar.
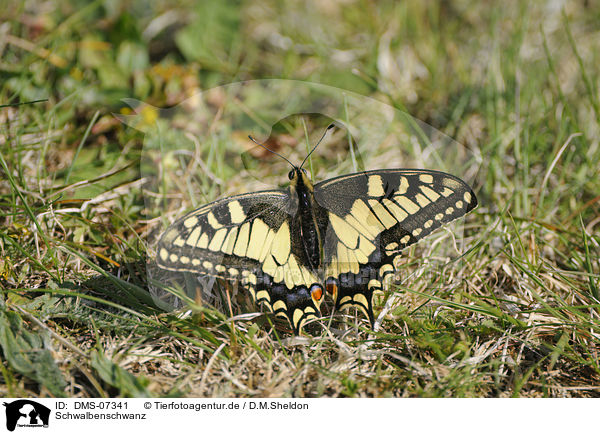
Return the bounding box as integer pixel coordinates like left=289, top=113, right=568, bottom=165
left=0, top=398, right=596, bottom=433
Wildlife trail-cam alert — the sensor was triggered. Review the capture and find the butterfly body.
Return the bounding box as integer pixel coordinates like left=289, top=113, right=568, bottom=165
left=290, top=168, right=324, bottom=271
left=157, top=165, right=477, bottom=333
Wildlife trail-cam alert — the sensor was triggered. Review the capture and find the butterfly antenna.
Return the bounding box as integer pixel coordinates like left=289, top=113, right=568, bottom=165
left=300, top=124, right=335, bottom=169
left=248, top=135, right=296, bottom=168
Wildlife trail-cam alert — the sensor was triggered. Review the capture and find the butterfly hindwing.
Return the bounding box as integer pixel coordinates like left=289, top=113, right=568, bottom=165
left=314, top=169, right=478, bottom=322
left=156, top=190, right=324, bottom=333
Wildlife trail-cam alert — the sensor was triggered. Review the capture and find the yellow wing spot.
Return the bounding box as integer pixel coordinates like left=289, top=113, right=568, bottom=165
left=397, top=176, right=409, bottom=194
left=276, top=311, right=290, bottom=320
left=386, top=242, right=399, bottom=250
left=464, top=191, right=472, bottom=204
left=221, top=227, right=237, bottom=255
left=394, top=196, right=419, bottom=214
left=286, top=255, right=302, bottom=288
left=271, top=222, right=291, bottom=265
left=415, top=193, right=430, bottom=208
left=351, top=200, right=384, bottom=232
left=184, top=216, right=198, bottom=228
left=292, top=309, right=304, bottom=329
left=173, top=236, right=185, bottom=247
left=339, top=295, right=352, bottom=305
left=446, top=207, right=454, bottom=215
left=180, top=256, right=190, bottom=264
left=345, top=213, right=378, bottom=238
left=440, top=187, right=454, bottom=197
left=228, top=268, right=239, bottom=276
left=208, top=228, right=227, bottom=251
left=353, top=293, right=369, bottom=309
left=379, top=263, right=393, bottom=278
left=273, top=265, right=284, bottom=284
left=346, top=249, right=360, bottom=274
left=228, top=201, right=247, bottom=224
left=368, top=199, right=397, bottom=228
left=161, top=228, right=177, bottom=243
left=258, top=229, right=276, bottom=262
left=368, top=175, right=385, bottom=197
left=192, top=259, right=201, bottom=266
left=202, top=261, right=213, bottom=269
left=420, top=185, right=441, bottom=202
left=169, top=253, right=178, bottom=263
left=329, top=213, right=359, bottom=249
left=382, top=198, right=408, bottom=223
left=159, top=248, right=168, bottom=261
left=435, top=213, right=444, bottom=221
left=272, top=300, right=286, bottom=312
left=424, top=220, right=433, bottom=229
left=247, top=219, right=270, bottom=260
left=337, top=243, right=350, bottom=274
left=215, top=264, right=226, bottom=273
left=197, top=233, right=209, bottom=249
left=368, top=279, right=382, bottom=290
left=207, top=212, right=222, bottom=229
left=412, top=228, right=422, bottom=237
left=262, top=255, right=277, bottom=276
left=301, top=267, right=316, bottom=289
left=282, top=263, right=294, bottom=290
left=419, top=174, right=433, bottom=184
left=256, top=290, right=270, bottom=303
left=443, top=178, right=461, bottom=190
left=400, top=235, right=411, bottom=244
left=186, top=226, right=202, bottom=247
left=354, top=245, right=369, bottom=264
left=364, top=209, right=386, bottom=232
left=455, top=200, right=464, bottom=209
left=233, top=222, right=251, bottom=256
left=325, top=257, right=338, bottom=282
left=359, top=235, right=376, bottom=258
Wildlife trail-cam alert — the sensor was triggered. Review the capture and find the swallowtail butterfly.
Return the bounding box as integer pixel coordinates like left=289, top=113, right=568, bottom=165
left=156, top=125, right=477, bottom=333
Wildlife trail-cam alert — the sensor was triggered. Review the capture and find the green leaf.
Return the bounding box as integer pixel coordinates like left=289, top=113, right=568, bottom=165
left=117, top=41, right=149, bottom=75
left=175, top=0, right=241, bottom=67
left=90, top=349, right=151, bottom=397
left=0, top=308, right=67, bottom=397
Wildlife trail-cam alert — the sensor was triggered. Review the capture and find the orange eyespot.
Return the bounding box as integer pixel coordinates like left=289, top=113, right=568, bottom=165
left=325, top=278, right=338, bottom=299
left=310, top=285, right=323, bottom=302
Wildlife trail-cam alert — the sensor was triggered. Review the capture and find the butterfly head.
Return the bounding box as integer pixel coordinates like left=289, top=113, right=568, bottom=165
left=288, top=167, right=313, bottom=191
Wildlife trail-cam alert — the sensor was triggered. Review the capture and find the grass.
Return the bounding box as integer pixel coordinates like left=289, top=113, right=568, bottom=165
left=0, top=0, right=599, bottom=397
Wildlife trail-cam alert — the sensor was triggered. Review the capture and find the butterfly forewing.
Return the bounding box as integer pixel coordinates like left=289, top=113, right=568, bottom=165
left=157, top=191, right=288, bottom=273
left=314, top=169, right=478, bottom=321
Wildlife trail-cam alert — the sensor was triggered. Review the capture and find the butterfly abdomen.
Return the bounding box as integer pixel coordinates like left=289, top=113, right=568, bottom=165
left=291, top=169, right=325, bottom=271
